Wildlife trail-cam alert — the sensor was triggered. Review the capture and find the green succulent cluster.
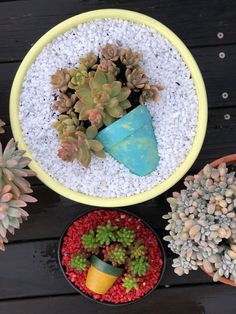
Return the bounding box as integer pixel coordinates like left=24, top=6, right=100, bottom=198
left=130, top=256, right=150, bottom=276
left=51, top=44, right=163, bottom=168
left=77, top=218, right=151, bottom=294
left=70, top=253, right=87, bottom=271
left=116, top=227, right=135, bottom=247
left=122, top=274, right=139, bottom=293
left=103, top=244, right=126, bottom=266
left=82, top=230, right=99, bottom=253
left=129, top=240, right=146, bottom=259
left=96, top=220, right=118, bottom=245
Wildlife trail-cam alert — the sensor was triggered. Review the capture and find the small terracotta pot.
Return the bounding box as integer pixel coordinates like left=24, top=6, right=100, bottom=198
left=86, top=255, right=124, bottom=294
left=200, top=154, right=236, bottom=287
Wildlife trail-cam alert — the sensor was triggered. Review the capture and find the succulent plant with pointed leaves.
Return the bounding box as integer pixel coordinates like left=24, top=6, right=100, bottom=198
left=0, top=139, right=36, bottom=199
left=0, top=119, right=5, bottom=134
left=116, top=227, right=135, bottom=247
left=122, top=274, right=139, bottom=292
left=58, top=128, right=105, bottom=167
left=120, top=48, right=142, bottom=69
left=0, top=184, right=37, bottom=251
left=96, top=220, right=118, bottom=245
left=70, top=252, right=88, bottom=271
left=126, top=67, right=148, bottom=90
left=103, top=243, right=127, bottom=266
left=82, top=230, right=99, bottom=253
left=130, top=256, right=150, bottom=276
left=52, top=93, right=77, bottom=113
left=51, top=69, right=71, bottom=92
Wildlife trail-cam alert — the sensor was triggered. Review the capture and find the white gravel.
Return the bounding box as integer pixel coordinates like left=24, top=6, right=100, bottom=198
left=19, top=19, right=198, bottom=198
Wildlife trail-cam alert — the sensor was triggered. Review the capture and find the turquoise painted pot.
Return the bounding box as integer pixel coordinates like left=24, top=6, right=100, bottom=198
left=96, top=105, right=159, bottom=176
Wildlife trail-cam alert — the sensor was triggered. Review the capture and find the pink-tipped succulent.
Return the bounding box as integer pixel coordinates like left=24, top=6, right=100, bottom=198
left=51, top=69, right=71, bottom=93
left=0, top=184, right=37, bottom=251
left=0, top=139, right=37, bottom=199
left=58, top=128, right=105, bottom=167
left=101, top=43, right=122, bottom=61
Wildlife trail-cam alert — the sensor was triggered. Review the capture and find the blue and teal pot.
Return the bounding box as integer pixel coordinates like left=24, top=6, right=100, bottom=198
left=96, top=105, right=159, bottom=176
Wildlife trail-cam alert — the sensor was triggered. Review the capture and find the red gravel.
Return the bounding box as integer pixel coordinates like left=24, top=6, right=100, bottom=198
left=61, top=210, right=164, bottom=304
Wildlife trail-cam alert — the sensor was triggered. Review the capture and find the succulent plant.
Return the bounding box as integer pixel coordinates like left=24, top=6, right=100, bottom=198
left=53, top=112, right=83, bottom=139
left=129, top=256, right=150, bottom=276
left=70, top=252, right=88, bottom=271
left=103, top=243, right=126, bottom=266
left=0, top=139, right=36, bottom=198
left=129, top=240, right=147, bottom=259
left=82, top=230, right=99, bottom=253
left=51, top=45, right=163, bottom=168
left=51, top=69, right=71, bottom=92
left=125, top=67, right=148, bottom=90
left=0, top=119, right=5, bottom=134
left=0, top=184, right=37, bottom=251
left=101, top=44, right=121, bottom=61
left=122, top=274, right=139, bottom=292
left=58, top=129, right=105, bottom=167
left=68, top=69, right=89, bottom=90
left=79, top=52, right=97, bottom=71
left=139, top=84, right=163, bottom=104
left=120, top=48, right=142, bottom=69
left=163, top=162, right=236, bottom=283
left=98, top=59, right=118, bottom=74
left=52, top=93, right=77, bottom=113
left=96, top=220, right=118, bottom=245
left=75, top=71, right=131, bottom=126
left=116, top=227, right=135, bottom=247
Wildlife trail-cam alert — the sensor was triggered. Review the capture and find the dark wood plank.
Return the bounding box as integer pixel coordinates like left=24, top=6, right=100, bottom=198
left=0, top=0, right=236, bottom=62
left=0, top=284, right=235, bottom=314
left=0, top=240, right=215, bottom=300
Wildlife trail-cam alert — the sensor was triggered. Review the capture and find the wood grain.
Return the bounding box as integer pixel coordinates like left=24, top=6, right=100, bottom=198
left=0, top=0, right=236, bottom=62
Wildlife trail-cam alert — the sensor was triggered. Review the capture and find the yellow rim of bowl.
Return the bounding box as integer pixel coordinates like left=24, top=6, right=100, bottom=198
left=10, top=9, right=208, bottom=207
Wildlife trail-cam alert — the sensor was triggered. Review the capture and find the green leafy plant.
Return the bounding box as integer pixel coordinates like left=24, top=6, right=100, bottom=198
left=96, top=220, right=118, bottom=245
left=82, top=230, right=99, bottom=253
left=116, top=227, right=135, bottom=247
left=129, top=240, right=147, bottom=259
left=70, top=253, right=87, bottom=271
left=122, top=274, right=139, bottom=292
left=130, top=256, right=150, bottom=276
left=103, top=243, right=127, bottom=266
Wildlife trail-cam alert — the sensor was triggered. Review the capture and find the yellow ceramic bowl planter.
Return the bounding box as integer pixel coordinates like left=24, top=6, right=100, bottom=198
left=86, top=255, right=124, bottom=294
left=10, top=9, right=207, bottom=206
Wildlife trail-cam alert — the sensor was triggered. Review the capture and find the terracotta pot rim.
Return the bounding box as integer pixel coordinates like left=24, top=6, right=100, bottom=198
left=200, top=154, right=236, bottom=287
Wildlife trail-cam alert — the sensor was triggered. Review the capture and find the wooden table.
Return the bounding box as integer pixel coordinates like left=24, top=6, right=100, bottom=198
left=0, top=1, right=236, bottom=313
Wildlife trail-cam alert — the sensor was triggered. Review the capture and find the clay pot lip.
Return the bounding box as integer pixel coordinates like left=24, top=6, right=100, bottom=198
left=57, top=208, right=166, bottom=306
left=199, top=154, right=236, bottom=287
left=90, top=255, right=124, bottom=277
